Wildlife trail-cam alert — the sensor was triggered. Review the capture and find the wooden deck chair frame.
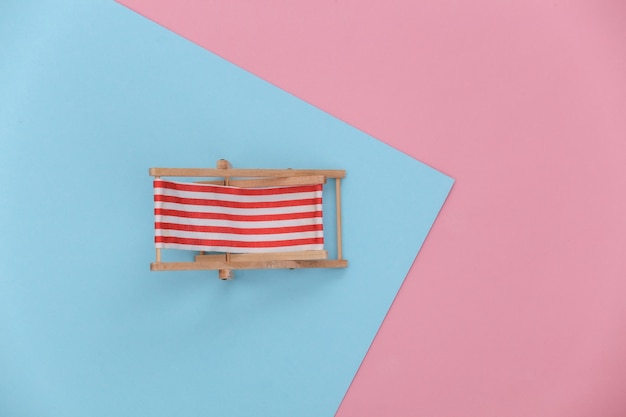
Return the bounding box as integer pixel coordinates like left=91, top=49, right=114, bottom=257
left=150, top=159, right=347, bottom=279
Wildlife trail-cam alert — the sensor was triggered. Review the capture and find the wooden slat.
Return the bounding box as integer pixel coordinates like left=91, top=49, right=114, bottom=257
left=195, top=175, right=326, bottom=188
left=336, top=178, right=343, bottom=260
left=151, top=259, right=347, bottom=271
left=195, top=250, right=328, bottom=263
left=149, top=167, right=345, bottom=179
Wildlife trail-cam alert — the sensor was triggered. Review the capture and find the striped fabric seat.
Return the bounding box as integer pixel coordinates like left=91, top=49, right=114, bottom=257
left=154, top=179, right=324, bottom=253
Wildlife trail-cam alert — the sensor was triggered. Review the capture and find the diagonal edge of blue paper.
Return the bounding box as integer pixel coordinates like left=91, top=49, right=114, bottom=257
left=0, top=1, right=454, bottom=416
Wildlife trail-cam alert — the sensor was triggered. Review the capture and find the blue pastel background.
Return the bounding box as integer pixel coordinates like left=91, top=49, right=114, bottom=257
left=0, top=1, right=453, bottom=416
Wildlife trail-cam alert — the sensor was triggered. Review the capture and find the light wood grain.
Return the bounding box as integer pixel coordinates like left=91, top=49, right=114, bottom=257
left=149, top=167, right=345, bottom=179
left=151, top=259, right=348, bottom=271
left=336, top=178, right=343, bottom=260
left=218, top=269, right=233, bottom=280
left=217, top=159, right=231, bottom=186
left=195, top=250, right=328, bottom=263
left=195, top=175, right=326, bottom=188
left=216, top=159, right=231, bottom=170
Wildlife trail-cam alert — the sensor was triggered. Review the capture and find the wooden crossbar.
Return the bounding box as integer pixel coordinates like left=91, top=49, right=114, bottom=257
left=151, top=259, right=347, bottom=271
left=195, top=251, right=328, bottom=262
left=149, top=167, right=345, bottom=179
left=195, top=175, right=326, bottom=188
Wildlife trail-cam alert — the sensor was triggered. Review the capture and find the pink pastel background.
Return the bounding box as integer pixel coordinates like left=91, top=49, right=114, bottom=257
left=117, top=0, right=626, bottom=415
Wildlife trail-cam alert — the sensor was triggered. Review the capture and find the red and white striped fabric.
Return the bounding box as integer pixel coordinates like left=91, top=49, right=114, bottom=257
left=154, top=179, right=324, bottom=253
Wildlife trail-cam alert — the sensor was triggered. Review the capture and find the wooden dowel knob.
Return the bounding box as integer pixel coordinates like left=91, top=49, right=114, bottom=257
left=219, top=269, right=233, bottom=280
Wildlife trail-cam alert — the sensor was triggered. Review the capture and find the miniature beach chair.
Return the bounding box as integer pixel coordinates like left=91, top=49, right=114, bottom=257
left=150, top=160, right=347, bottom=279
